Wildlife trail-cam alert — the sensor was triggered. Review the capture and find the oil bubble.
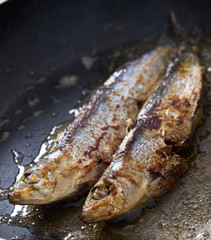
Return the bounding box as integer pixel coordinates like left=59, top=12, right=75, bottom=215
left=0, top=131, right=10, bottom=142
left=12, top=149, right=24, bottom=164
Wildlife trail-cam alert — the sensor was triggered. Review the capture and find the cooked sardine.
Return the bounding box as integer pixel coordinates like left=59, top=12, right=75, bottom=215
left=9, top=46, right=172, bottom=204
left=81, top=50, right=203, bottom=222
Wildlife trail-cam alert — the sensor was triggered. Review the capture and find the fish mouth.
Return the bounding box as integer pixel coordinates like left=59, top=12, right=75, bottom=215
left=8, top=172, right=57, bottom=205
left=8, top=186, right=50, bottom=205
left=81, top=199, right=125, bottom=223
left=81, top=202, right=114, bottom=223
left=81, top=186, right=123, bottom=223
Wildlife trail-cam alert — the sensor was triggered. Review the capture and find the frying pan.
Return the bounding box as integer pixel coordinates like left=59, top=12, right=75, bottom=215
left=0, top=0, right=210, bottom=239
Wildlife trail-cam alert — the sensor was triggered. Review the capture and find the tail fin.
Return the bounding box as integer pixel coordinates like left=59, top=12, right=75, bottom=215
left=159, top=11, right=202, bottom=48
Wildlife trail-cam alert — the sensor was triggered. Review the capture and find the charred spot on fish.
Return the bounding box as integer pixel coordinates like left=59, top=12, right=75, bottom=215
left=138, top=114, right=161, bottom=130
left=164, top=139, right=176, bottom=146
left=170, top=99, right=180, bottom=108
left=101, top=125, right=120, bottom=131
left=171, top=145, right=184, bottom=154
left=155, top=146, right=172, bottom=158
left=87, top=132, right=107, bottom=158
left=83, top=150, right=88, bottom=156
left=24, top=172, right=31, bottom=178
left=184, top=98, right=190, bottom=106
left=97, top=159, right=103, bottom=164
left=170, top=98, right=191, bottom=109
left=177, top=116, right=184, bottom=124
left=103, top=177, right=112, bottom=186
left=102, top=177, right=117, bottom=193
left=149, top=171, right=162, bottom=181
left=147, top=163, right=163, bottom=173
left=92, top=187, right=110, bottom=200
left=137, top=101, right=143, bottom=110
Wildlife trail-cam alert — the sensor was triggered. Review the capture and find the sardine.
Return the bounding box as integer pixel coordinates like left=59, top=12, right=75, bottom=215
left=9, top=46, right=172, bottom=204
left=81, top=50, right=203, bottom=222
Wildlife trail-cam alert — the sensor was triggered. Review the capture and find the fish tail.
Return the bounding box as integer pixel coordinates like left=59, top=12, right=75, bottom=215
left=159, top=11, right=202, bottom=50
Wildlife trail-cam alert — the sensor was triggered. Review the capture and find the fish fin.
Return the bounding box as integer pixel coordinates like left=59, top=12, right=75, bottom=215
left=159, top=11, right=203, bottom=49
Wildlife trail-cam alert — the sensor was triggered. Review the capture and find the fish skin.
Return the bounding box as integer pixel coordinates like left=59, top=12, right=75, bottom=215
left=8, top=46, right=172, bottom=205
left=81, top=51, right=203, bottom=223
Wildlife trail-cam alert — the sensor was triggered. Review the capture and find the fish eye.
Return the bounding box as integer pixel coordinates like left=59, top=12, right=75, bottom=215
left=92, top=187, right=110, bottom=200
left=24, top=172, right=31, bottom=179
left=24, top=172, right=40, bottom=184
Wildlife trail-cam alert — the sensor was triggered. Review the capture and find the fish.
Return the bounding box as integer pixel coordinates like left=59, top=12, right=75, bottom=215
left=8, top=45, right=173, bottom=204
left=81, top=50, right=204, bottom=222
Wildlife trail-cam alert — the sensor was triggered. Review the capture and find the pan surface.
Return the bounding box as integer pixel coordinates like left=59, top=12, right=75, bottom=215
left=0, top=0, right=210, bottom=239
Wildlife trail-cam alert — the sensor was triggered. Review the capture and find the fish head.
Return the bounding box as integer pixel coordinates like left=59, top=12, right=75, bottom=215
left=8, top=164, right=57, bottom=204
left=81, top=177, right=129, bottom=222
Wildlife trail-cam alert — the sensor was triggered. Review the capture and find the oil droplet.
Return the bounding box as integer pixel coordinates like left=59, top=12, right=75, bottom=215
left=81, top=56, right=97, bottom=71
left=24, top=84, right=34, bottom=91
left=55, top=75, right=78, bottom=88
left=36, top=77, right=46, bottom=83
left=11, top=205, right=24, bottom=217
left=22, top=110, right=43, bottom=123
left=17, top=125, right=25, bottom=131
left=0, top=131, right=10, bottom=142
left=12, top=149, right=24, bottom=164
left=51, top=112, right=59, bottom=117
left=25, top=133, right=33, bottom=139
left=51, top=66, right=55, bottom=71
left=0, top=188, right=10, bottom=201
left=14, top=110, right=22, bottom=115
left=15, top=165, right=25, bottom=182
left=29, top=70, right=35, bottom=76
left=50, top=96, right=60, bottom=103
left=69, top=108, right=80, bottom=117
left=27, top=97, right=40, bottom=107
left=201, top=49, right=211, bottom=60
left=81, top=89, right=89, bottom=96
left=11, top=235, right=26, bottom=240
left=0, top=118, right=10, bottom=127
left=5, top=67, right=10, bottom=73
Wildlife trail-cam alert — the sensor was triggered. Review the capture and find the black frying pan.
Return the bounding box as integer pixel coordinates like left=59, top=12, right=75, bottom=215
left=0, top=0, right=210, bottom=239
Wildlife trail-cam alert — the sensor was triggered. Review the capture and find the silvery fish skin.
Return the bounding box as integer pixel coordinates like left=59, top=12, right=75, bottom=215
left=9, top=46, right=172, bottom=204
left=81, top=51, right=203, bottom=222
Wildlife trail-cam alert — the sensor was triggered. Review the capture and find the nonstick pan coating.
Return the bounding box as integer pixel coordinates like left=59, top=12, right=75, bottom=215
left=0, top=0, right=210, bottom=239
